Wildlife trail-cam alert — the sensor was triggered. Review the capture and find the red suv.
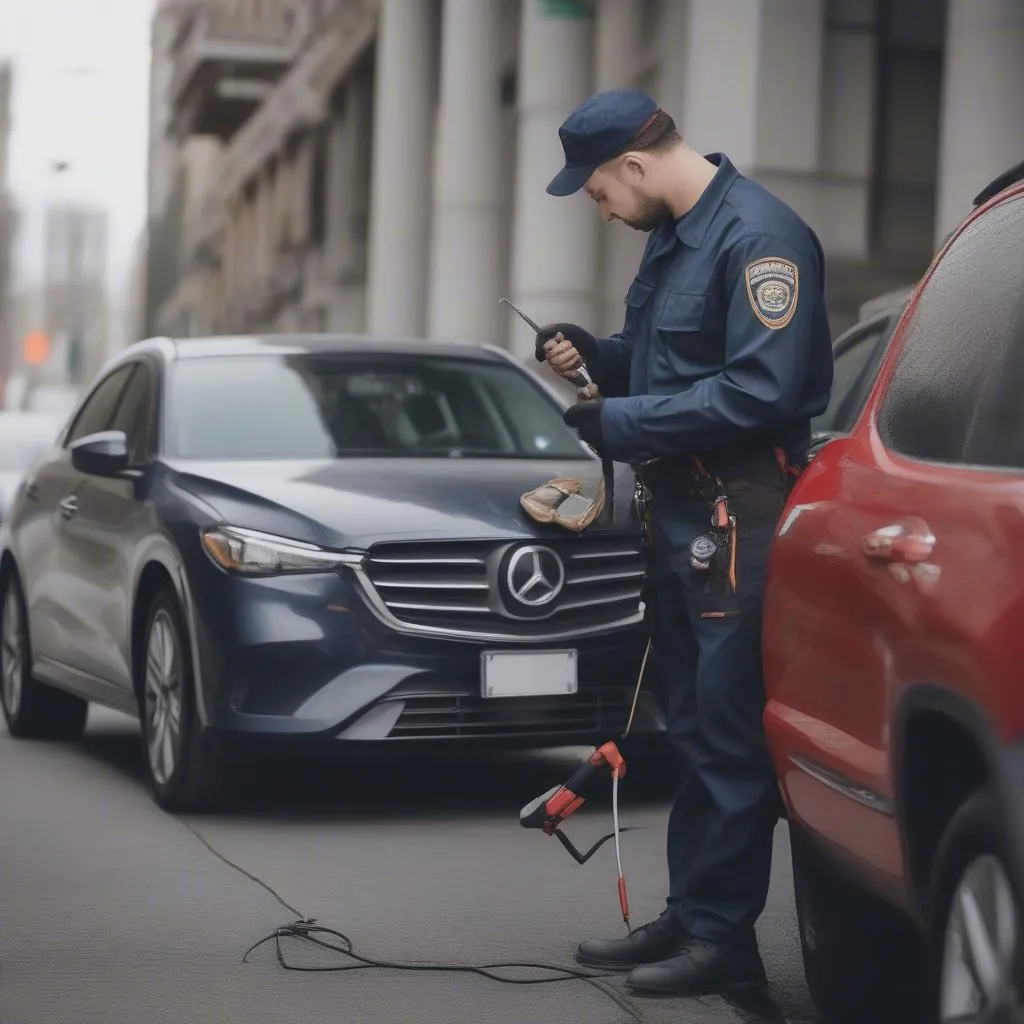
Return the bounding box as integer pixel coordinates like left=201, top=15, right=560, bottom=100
left=763, top=161, right=1024, bottom=1024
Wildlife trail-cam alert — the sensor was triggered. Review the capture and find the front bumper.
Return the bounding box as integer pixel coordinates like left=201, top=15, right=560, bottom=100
left=185, top=555, right=663, bottom=751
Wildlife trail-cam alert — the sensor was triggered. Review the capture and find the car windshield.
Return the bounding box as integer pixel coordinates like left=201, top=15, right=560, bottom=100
left=0, top=417, right=64, bottom=472
left=166, top=352, right=587, bottom=460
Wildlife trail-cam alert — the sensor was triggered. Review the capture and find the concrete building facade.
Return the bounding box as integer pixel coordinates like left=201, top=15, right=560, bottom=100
left=0, top=61, right=16, bottom=393
left=151, top=0, right=1024, bottom=354
left=41, top=203, right=110, bottom=386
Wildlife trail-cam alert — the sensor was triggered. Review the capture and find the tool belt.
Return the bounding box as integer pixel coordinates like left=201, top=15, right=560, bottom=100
left=636, top=446, right=802, bottom=498
left=632, top=446, right=804, bottom=617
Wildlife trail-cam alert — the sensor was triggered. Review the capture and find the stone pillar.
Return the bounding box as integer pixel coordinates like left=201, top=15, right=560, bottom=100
left=324, top=69, right=373, bottom=332
left=366, top=0, right=437, bottom=336
left=255, top=168, right=271, bottom=284
left=508, top=0, right=596, bottom=361
left=594, top=0, right=644, bottom=92
left=681, top=0, right=825, bottom=171
left=427, top=0, right=504, bottom=344
left=292, top=136, right=313, bottom=247
left=594, top=0, right=647, bottom=338
left=935, top=0, right=1024, bottom=245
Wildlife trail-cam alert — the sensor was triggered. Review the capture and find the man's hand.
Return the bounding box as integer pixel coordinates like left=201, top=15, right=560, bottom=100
left=535, top=322, right=599, bottom=382
left=563, top=398, right=606, bottom=453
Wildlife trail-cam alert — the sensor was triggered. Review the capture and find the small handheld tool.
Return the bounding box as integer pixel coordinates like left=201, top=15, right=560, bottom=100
left=519, top=732, right=641, bottom=931
left=499, top=297, right=601, bottom=400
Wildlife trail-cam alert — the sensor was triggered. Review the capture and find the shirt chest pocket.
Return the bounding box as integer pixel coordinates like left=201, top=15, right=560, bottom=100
left=654, top=292, right=721, bottom=379
left=623, top=278, right=655, bottom=335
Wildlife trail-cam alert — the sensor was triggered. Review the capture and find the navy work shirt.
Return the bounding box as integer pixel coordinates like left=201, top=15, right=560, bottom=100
left=594, top=154, right=834, bottom=464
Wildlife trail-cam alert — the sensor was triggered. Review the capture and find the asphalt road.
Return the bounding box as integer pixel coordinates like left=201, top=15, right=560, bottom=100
left=1, top=707, right=819, bottom=1024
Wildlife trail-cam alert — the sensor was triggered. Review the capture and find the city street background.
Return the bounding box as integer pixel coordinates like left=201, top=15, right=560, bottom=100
left=1, top=2, right=1023, bottom=1023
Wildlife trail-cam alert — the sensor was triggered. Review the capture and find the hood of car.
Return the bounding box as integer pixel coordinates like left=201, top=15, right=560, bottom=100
left=169, top=456, right=637, bottom=548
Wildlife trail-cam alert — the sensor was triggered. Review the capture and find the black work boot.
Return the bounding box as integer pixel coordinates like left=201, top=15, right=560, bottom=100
left=575, top=909, right=689, bottom=970
left=625, top=936, right=768, bottom=997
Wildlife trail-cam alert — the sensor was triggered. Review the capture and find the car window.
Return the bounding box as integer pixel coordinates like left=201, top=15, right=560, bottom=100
left=109, top=362, right=156, bottom=464
left=879, top=194, right=1024, bottom=467
left=65, top=366, right=136, bottom=445
left=165, top=353, right=588, bottom=460
left=811, top=315, right=896, bottom=436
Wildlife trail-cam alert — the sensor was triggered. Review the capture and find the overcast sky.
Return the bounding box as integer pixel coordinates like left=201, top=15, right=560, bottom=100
left=1, top=0, right=156, bottom=301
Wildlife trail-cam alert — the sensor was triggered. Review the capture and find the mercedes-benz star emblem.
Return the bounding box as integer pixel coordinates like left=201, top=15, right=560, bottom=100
left=506, top=545, right=565, bottom=608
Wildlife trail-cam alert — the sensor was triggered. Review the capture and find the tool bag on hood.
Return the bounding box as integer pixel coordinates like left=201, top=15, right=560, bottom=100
left=519, top=474, right=606, bottom=532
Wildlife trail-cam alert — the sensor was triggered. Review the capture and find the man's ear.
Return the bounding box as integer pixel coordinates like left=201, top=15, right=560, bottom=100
left=620, top=153, right=647, bottom=183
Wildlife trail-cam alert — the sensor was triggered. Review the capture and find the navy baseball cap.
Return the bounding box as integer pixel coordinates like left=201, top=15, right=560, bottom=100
left=547, top=88, right=660, bottom=197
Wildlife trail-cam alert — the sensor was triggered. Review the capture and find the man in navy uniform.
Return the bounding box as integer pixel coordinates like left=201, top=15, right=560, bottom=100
left=535, top=89, right=834, bottom=998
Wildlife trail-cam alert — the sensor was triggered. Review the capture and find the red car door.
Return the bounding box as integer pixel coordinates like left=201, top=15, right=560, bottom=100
left=763, top=182, right=1024, bottom=885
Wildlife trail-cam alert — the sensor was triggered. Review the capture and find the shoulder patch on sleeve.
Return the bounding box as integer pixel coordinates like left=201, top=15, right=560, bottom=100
left=744, top=257, right=799, bottom=330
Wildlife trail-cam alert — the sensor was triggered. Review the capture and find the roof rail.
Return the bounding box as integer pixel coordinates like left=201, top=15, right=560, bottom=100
left=973, top=159, right=1024, bottom=207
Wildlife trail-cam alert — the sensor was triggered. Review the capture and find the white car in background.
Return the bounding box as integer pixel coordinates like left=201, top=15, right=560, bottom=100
left=0, top=411, right=68, bottom=521
left=23, top=385, right=81, bottom=419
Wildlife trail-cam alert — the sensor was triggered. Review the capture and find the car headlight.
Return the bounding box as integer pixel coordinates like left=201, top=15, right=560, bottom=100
left=201, top=525, right=347, bottom=577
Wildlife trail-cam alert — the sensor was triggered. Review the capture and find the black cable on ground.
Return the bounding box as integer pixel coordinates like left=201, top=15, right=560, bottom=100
left=177, top=816, right=644, bottom=1023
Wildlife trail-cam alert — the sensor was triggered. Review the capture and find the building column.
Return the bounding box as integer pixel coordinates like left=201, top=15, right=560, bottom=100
left=935, top=0, right=1024, bottom=245
left=427, top=0, right=504, bottom=344
left=508, top=0, right=596, bottom=362
left=366, top=0, right=437, bottom=336
left=594, top=0, right=647, bottom=337
left=594, top=0, right=644, bottom=90
left=681, top=0, right=825, bottom=172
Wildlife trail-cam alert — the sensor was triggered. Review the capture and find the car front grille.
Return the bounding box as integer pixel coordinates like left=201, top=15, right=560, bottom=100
left=357, top=535, right=645, bottom=639
left=385, top=687, right=636, bottom=739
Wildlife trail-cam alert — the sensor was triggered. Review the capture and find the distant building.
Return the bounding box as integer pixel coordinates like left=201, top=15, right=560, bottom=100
left=0, top=61, right=16, bottom=395
left=42, top=203, right=109, bottom=386
left=121, top=227, right=150, bottom=349
left=150, top=0, right=1024, bottom=350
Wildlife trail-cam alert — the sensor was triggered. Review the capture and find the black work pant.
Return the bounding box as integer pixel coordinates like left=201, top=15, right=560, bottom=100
left=643, top=471, right=787, bottom=949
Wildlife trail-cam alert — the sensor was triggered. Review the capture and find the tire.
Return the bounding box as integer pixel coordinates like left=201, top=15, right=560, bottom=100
left=928, top=790, right=1023, bottom=1023
left=0, top=571, right=88, bottom=740
left=138, top=585, right=230, bottom=812
left=789, top=821, right=927, bottom=1024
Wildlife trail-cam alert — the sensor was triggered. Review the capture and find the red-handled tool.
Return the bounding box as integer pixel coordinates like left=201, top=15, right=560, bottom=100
left=520, top=740, right=634, bottom=930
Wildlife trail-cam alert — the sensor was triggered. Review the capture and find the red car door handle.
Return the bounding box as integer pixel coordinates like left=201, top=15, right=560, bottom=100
left=863, top=519, right=936, bottom=564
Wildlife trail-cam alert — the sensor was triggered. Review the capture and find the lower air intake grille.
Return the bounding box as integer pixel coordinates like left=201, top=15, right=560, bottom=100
left=387, top=687, right=635, bottom=739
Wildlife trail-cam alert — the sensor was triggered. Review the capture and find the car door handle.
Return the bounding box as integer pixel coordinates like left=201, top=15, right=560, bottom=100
left=24, top=479, right=39, bottom=501
left=59, top=495, right=79, bottom=520
left=862, top=518, right=935, bottom=564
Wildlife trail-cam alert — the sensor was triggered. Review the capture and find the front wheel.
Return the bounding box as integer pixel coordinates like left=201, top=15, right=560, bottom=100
left=929, top=790, right=1023, bottom=1023
left=1, top=571, right=88, bottom=740
left=138, top=586, right=230, bottom=812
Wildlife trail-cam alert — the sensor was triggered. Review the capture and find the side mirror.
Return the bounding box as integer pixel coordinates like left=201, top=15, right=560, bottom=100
left=70, top=430, right=130, bottom=477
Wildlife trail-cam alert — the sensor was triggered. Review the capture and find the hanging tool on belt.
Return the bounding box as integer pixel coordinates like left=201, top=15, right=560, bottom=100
left=518, top=641, right=652, bottom=933
left=687, top=459, right=738, bottom=591
left=501, top=298, right=615, bottom=525
left=635, top=456, right=738, bottom=589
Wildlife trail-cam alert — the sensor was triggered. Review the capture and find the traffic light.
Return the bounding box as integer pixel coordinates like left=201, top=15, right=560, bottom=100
left=22, top=330, right=51, bottom=366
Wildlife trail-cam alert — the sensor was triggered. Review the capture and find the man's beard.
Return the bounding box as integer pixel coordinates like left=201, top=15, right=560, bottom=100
left=619, top=190, right=673, bottom=232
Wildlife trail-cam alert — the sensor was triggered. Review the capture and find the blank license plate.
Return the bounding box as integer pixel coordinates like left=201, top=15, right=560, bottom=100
left=481, top=650, right=578, bottom=698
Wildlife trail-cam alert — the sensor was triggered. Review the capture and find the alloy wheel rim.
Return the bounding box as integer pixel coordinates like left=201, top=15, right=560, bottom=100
left=941, top=853, right=1023, bottom=1023
left=1, top=589, right=23, bottom=717
left=143, top=610, right=182, bottom=786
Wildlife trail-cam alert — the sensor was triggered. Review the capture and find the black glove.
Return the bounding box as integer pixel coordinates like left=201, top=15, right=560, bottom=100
left=534, top=322, right=599, bottom=366
left=563, top=398, right=606, bottom=453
